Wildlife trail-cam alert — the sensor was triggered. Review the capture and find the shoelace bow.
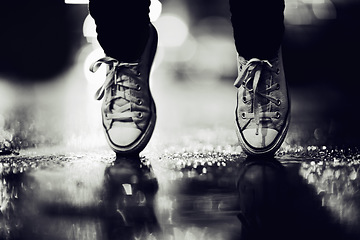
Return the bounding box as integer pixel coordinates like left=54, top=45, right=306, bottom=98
left=234, top=58, right=280, bottom=134
left=90, top=57, right=142, bottom=122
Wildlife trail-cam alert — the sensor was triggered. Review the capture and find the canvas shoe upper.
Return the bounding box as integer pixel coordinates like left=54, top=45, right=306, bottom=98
left=234, top=49, right=290, bottom=156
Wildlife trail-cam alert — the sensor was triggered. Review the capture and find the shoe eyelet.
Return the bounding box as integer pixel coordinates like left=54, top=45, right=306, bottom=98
left=136, top=84, right=141, bottom=91
left=242, top=97, right=247, bottom=103
left=137, top=99, right=143, bottom=105
left=241, top=112, right=246, bottom=119
left=137, top=71, right=141, bottom=76
left=276, top=68, right=280, bottom=74
left=138, top=112, right=143, bottom=119
left=276, top=83, right=280, bottom=90
left=275, top=111, right=281, bottom=119
left=276, top=99, right=281, bottom=106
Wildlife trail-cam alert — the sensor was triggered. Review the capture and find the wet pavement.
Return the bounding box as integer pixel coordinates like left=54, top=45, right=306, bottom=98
left=1, top=144, right=360, bottom=240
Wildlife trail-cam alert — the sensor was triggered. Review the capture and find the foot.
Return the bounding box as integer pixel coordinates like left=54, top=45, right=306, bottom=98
left=234, top=49, right=290, bottom=156
left=90, top=24, right=158, bottom=154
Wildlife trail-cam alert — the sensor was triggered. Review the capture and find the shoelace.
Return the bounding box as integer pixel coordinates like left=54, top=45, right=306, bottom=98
left=234, top=58, right=280, bottom=135
left=90, top=56, right=142, bottom=122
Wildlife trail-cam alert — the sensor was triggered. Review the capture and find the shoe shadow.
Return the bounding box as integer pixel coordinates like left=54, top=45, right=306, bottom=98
left=237, top=156, right=356, bottom=240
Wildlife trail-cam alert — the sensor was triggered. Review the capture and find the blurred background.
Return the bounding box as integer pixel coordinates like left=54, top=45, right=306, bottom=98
left=0, top=0, right=359, bottom=152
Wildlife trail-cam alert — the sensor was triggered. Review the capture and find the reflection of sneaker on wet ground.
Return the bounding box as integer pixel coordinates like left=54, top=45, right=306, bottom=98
left=104, top=156, right=160, bottom=237
left=90, top=24, right=158, bottom=155
left=234, top=49, right=290, bottom=156
left=237, top=158, right=287, bottom=240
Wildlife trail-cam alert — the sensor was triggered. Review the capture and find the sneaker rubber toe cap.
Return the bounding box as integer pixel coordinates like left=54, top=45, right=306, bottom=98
left=108, top=126, right=142, bottom=147
left=242, top=128, right=278, bottom=148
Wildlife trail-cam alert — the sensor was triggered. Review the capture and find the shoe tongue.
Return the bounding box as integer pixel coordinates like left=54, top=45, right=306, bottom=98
left=112, top=74, right=131, bottom=112
left=258, top=79, right=269, bottom=105
left=238, top=55, right=247, bottom=66
left=111, top=97, right=134, bottom=123
left=113, top=98, right=129, bottom=110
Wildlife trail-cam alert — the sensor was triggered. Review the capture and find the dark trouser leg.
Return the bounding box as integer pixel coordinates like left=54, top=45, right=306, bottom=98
left=89, top=0, right=151, bottom=62
left=229, top=0, right=285, bottom=60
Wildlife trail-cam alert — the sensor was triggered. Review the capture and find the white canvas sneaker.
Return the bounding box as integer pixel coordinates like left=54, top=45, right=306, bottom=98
left=234, top=49, right=290, bottom=156
left=90, top=24, right=158, bottom=155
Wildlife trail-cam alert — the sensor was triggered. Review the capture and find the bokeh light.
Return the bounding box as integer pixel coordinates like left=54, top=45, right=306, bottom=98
left=83, top=14, right=97, bottom=42
left=150, top=0, right=162, bottom=22
left=154, top=14, right=189, bottom=48
left=285, top=0, right=337, bottom=25
left=311, top=0, right=336, bottom=20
